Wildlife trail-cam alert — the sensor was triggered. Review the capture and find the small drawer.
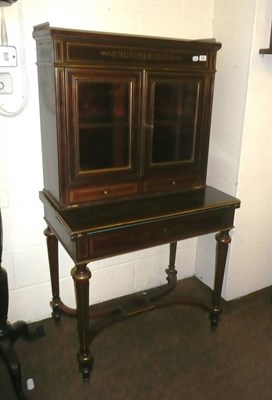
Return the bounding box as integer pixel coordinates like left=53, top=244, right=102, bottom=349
left=69, top=182, right=138, bottom=204
left=144, top=175, right=200, bottom=193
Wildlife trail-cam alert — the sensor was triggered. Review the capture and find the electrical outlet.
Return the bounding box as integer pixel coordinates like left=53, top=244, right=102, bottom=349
left=0, top=73, right=13, bottom=94
left=0, top=46, right=17, bottom=67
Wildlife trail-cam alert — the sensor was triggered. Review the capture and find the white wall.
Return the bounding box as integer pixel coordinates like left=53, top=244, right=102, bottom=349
left=222, top=0, right=272, bottom=299
left=0, top=0, right=214, bottom=323
left=196, top=0, right=272, bottom=300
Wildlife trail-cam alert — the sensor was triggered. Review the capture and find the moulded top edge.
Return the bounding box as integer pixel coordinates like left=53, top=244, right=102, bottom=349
left=32, top=22, right=222, bottom=51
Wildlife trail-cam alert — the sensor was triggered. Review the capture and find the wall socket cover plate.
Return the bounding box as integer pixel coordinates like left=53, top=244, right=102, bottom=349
left=0, top=46, right=17, bottom=67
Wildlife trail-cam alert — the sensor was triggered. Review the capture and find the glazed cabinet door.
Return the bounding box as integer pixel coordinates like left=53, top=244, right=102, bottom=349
left=64, top=68, right=142, bottom=205
left=143, top=71, right=211, bottom=194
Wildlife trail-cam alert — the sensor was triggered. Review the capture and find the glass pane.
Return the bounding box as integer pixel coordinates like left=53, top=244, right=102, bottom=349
left=78, top=82, right=130, bottom=171
left=152, top=82, right=199, bottom=164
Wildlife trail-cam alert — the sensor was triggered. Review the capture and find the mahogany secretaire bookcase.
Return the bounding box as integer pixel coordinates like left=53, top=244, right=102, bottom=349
left=33, top=23, right=240, bottom=381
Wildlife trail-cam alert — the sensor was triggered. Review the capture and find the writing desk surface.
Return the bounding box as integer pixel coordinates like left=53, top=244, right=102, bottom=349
left=40, top=186, right=240, bottom=235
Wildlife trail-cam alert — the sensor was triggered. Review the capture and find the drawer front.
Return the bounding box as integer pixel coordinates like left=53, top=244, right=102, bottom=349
left=88, top=208, right=234, bottom=260
left=69, top=182, right=138, bottom=203
left=144, top=175, right=200, bottom=194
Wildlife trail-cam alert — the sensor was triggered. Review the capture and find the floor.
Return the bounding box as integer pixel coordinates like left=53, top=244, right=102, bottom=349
left=1, top=277, right=272, bottom=400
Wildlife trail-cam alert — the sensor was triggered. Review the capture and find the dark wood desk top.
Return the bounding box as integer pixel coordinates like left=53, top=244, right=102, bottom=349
left=40, top=186, right=240, bottom=234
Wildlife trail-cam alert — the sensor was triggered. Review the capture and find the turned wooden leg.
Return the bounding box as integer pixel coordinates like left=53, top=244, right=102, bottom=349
left=71, top=263, right=93, bottom=381
left=210, top=230, right=231, bottom=330
left=44, top=227, right=61, bottom=323
left=165, top=242, right=178, bottom=286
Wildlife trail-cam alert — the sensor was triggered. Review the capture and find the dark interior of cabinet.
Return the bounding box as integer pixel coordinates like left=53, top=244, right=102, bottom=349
left=77, top=80, right=199, bottom=171
left=152, top=81, right=198, bottom=164
left=78, top=81, right=131, bottom=171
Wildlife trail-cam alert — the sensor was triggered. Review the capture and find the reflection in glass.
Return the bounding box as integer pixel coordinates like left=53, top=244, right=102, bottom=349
left=152, top=82, right=199, bottom=164
left=78, top=82, right=130, bottom=171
